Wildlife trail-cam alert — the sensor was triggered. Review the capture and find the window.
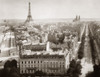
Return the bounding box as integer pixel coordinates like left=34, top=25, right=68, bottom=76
left=22, top=61, right=23, bottom=64
left=63, top=61, right=64, bottom=64
left=47, top=62, right=48, bottom=67
left=30, top=70, right=32, bottom=73
left=60, top=65, right=61, bottom=68
left=60, top=62, right=62, bottom=64
left=54, top=63, right=55, bottom=68
left=34, top=61, right=36, bottom=63
left=63, top=65, right=65, bottom=68
left=33, top=70, right=34, bottom=73
left=25, top=70, right=26, bottom=73
left=51, top=62, right=52, bottom=65
left=28, top=70, right=29, bottom=73
left=56, top=62, right=58, bottom=67
left=53, top=70, right=55, bottom=73
left=21, top=70, right=23, bottom=73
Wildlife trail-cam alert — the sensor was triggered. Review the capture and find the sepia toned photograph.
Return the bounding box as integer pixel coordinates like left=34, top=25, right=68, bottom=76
left=0, top=0, right=100, bottom=77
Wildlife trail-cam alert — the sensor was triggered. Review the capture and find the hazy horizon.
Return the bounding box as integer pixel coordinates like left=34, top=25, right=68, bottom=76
left=0, top=0, right=100, bottom=19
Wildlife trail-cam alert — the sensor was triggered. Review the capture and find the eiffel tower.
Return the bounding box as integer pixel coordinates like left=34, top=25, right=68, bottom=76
left=25, top=2, right=33, bottom=23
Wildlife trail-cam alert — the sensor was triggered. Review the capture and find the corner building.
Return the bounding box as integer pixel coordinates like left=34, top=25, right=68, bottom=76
left=20, top=52, right=71, bottom=76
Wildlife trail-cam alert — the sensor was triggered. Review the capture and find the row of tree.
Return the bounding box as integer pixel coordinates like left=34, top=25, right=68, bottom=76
left=88, top=23, right=99, bottom=64
left=77, top=30, right=85, bottom=59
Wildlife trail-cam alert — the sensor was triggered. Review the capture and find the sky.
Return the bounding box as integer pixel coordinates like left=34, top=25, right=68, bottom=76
left=0, top=0, right=100, bottom=19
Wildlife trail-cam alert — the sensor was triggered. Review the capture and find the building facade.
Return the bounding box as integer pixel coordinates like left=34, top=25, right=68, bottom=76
left=19, top=52, right=71, bottom=76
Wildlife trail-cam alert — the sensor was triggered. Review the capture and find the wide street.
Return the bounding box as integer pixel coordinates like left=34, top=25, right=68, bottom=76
left=78, top=23, right=100, bottom=64
left=83, top=25, right=92, bottom=63
left=79, top=23, right=100, bottom=77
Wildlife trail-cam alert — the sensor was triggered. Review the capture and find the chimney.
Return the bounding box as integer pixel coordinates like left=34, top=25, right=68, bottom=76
left=46, top=41, right=50, bottom=52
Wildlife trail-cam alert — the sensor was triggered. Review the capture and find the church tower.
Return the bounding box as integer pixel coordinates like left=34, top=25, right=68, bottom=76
left=25, top=2, right=33, bottom=23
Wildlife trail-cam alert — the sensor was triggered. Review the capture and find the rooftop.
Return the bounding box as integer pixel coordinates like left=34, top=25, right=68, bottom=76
left=21, top=48, right=69, bottom=59
left=20, top=53, right=67, bottom=59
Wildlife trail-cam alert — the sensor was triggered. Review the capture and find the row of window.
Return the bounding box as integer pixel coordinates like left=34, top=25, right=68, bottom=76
left=21, top=64, right=65, bottom=68
left=21, top=61, right=42, bottom=64
left=22, top=55, right=65, bottom=59
left=20, top=69, right=65, bottom=74
left=21, top=61, right=65, bottom=64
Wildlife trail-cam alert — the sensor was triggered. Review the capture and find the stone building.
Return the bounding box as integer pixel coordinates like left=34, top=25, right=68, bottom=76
left=19, top=42, right=71, bottom=76
left=19, top=52, right=71, bottom=76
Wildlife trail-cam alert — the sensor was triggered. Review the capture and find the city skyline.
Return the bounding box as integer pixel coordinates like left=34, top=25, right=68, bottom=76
left=0, top=1, right=100, bottom=76
left=0, top=0, right=100, bottom=19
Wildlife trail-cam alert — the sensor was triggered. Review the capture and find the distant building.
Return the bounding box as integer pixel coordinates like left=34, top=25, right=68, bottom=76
left=73, top=15, right=80, bottom=22
left=16, top=27, right=27, bottom=32
left=22, top=43, right=46, bottom=51
left=22, top=41, right=69, bottom=52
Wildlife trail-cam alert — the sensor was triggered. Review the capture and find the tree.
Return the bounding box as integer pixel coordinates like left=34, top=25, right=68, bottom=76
left=34, top=70, right=47, bottom=76
left=1, top=60, right=11, bottom=77
left=66, top=59, right=82, bottom=77
left=67, top=59, right=76, bottom=77
left=4, top=60, right=11, bottom=68
left=1, top=60, right=20, bottom=77
left=10, top=26, right=15, bottom=32
left=86, top=72, right=94, bottom=77
left=74, top=61, right=82, bottom=77
left=0, top=69, right=11, bottom=77
left=10, top=60, right=17, bottom=68
left=86, top=64, right=100, bottom=77
left=93, top=64, right=100, bottom=77
left=78, top=42, right=84, bottom=59
left=58, top=33, right=65, bottom=43
left=9, top=67, right=20, bottom=77
left=78, top=50, right=84, bottom=59
left=48, top=33, right=58, bottom=44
